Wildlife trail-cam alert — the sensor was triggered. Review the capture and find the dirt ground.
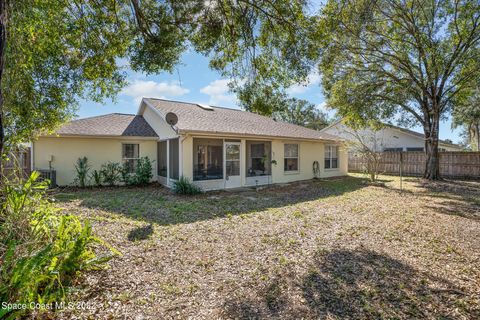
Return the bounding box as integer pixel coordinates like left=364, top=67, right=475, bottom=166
left=49, top=175, right=480, bottom=319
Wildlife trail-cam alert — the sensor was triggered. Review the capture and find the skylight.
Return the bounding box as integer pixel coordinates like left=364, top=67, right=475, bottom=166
left=197, top=103, right=214, bottom=111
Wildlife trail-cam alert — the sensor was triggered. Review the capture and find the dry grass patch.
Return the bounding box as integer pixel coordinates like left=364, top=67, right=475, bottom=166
left=51, top=175, right=480, bottom=319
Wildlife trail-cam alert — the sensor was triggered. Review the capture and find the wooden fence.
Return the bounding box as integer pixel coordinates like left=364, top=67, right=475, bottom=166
left=1, top=147, right=31, bottom=179
left=348, top=151, right=480, bottom=179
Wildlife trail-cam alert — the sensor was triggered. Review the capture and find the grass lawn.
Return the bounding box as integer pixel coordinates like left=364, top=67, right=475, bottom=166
left=52, top=174, right=480, bottom=319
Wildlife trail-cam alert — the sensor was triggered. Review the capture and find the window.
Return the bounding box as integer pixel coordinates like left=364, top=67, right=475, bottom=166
left=157, top=141, right=167, bottom=177
left=122, top=144, right=139, bottom=173
left=169, top=138, right=179, bottom=180
left=325, top=145, right=339, bottom=169
left=284, top=144, right=299, bottom=172
left=247, top=141, right=271, bottom=176
left=193, top=138, right=223, bottom=181
left=406, top=147, right=424, bottom=152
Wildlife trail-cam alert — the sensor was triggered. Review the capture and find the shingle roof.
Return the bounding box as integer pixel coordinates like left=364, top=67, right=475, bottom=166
left=143, top=98, right=340, bottom=141
left=54, top=113, right=158, bottom=137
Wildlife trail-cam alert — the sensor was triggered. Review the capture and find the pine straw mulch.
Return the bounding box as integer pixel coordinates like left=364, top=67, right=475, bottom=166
left=48, top=175, right=479, bottom=319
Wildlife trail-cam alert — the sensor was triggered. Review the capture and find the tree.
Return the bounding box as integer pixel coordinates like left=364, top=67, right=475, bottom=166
left=316, top=0, right=480, bottom=179
left=0, top=0, right=132, bottom=171
left=337, top=123, right=386, bottom=182
left=273, top=98, right=331, bottom=130
left=453, top=90, right=480, bottom=151
left=0, top=0, right=311, bottom=169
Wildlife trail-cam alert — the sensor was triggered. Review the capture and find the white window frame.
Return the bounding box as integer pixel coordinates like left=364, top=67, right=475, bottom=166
left=325, top=145, right=339, bottom=170
left=284, top=143, right=299, bottom=173
left=122, top=143, right=140, bottom=173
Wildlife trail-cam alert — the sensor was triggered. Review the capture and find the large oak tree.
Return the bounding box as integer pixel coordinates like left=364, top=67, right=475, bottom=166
left=316, top=0, right=480, bottom=179
left=0, top=0, right=311, bottom=169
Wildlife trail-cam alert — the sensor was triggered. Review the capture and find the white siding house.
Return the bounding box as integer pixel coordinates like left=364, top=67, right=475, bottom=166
left=320, top=120, right=463, bottom=152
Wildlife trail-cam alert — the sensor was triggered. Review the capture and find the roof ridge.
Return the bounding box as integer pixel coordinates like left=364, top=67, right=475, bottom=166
left=112, top=112, right=136, bottom=116
left=145, top=97, right=246, bottom=112
left=71, top=113, right=135, bottom=122
left=144, top=97, right=201, bottom=107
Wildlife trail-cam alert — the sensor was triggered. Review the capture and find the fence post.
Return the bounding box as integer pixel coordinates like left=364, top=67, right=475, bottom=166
left=399, top=152, right=403, bottom=191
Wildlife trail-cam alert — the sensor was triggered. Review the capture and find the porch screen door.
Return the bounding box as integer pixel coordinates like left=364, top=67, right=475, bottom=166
left=225, top=142, right=241, bottom=188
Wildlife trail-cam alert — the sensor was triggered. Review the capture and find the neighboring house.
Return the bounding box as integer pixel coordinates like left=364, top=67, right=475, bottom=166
left=320, top=119, right=463, bottom=152
left=32, top=98, right=347, bottom=190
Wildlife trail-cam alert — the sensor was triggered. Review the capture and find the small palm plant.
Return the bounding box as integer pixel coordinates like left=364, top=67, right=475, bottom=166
left=74, top=157, right=91, bottom=188
left=90, top=169, right=102, bottom=187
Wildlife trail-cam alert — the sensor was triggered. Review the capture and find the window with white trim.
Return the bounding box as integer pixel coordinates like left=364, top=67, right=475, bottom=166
left=122, top=144, right=139, bottom=173
left=284, top=144, right=299, bottom=171
left=325, top=145, right=338, bottom=169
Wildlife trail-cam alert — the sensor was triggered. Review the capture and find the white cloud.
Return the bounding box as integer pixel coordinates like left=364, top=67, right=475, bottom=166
left=200, top=79, right=237, bottom=106
left=316, top=101, right=328, bottom=111
left=286, top=71, right=321, bottom=95
left=122, top=80, right=190, bottom=105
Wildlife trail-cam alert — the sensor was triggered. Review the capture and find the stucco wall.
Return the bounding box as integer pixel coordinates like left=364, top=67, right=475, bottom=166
left=142, top=104, right=177, bottom=139
left=174, top=135, right=347, bottom=190
left=33, top=137, right=157, bottom=186
left=322, top=123, right=461, bottom=152
left=270, top=140, right=347, bottom=183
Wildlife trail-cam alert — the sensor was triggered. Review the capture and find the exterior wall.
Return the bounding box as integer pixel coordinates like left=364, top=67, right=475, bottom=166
left=174, top=135, right=347, bottom=191
left=322, top=122, right=461, bottom=152
left=142, top=103, right=177, bottom=139
left=33, top=137, right=157, bottom=186
left=271, top=140, right=347, bottom=183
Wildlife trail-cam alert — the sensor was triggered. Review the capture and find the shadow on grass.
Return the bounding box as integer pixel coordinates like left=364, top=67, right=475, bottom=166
left=127, top=224, right=154, bottom=242
left=383, top=178, right=480, bottom=221
left=53, top=176, right=368, bottom=227
left=222, top=248, right=474, bottom=319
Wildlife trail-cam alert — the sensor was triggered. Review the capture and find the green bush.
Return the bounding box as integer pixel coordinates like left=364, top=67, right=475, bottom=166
left=100, top=162, right=121, bottom=186
left=91, top=169, right=102, bottom=187
left=134, top=157, right=153, bottom=185
left=121, top=157, right=153, bottom=186
left=74, top=156, right=91, bottom=187
left=173, top=176, right=202, bottom=195
left=0, top=172, right=117, bottom=318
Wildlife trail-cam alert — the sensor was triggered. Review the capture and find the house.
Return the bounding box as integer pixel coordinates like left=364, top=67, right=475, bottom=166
left=32, top=98, right=348, bottom=190
left=320, top=119, right=463, bottom=152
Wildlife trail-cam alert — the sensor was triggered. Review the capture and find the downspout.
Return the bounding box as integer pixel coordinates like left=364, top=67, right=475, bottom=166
left=30, top=141, right=34, bottom=174
left=179, top=134, right=188, bottom=178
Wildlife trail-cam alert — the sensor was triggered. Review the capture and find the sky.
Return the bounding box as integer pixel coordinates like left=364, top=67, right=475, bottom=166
left=77, top=50, right=463, bottom=144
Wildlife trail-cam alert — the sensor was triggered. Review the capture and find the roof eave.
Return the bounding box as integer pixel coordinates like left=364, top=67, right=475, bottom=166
left=37, top=134, right=159, bottom=140
left=177, top=129, right=343, bottom=143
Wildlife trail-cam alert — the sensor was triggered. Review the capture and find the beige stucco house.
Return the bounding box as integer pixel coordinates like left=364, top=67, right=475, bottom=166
left=32, top=98, right=347, bottom=190
left=321, top=119, right=463, bottom=152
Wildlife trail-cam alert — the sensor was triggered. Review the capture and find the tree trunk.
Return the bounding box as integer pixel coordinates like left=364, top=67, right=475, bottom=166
left=469, top=121, right=480, bottom=151
left=0, top=0, right=6, bottom=175
left=423, top=112, right=441, bottom=180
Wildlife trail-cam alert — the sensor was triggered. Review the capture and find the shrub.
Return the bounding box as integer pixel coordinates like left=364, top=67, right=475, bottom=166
left=120, top=162, right=134, bottom=185
left=0, top=172, right=117, bottom=318
left=134, top=157, right=153, bottom=185
left=173, top=176, right=202, bottom=195
left=74, top=156, right=91, bottom=187
left=91, top=169, right=102, bottom=187
left=121, top=157, right=153, bottom=186
left=100, top=162, right=121, bottom=186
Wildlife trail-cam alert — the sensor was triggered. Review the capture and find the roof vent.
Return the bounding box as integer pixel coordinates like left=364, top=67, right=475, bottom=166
left=197, top=103, right=214, bottom=111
